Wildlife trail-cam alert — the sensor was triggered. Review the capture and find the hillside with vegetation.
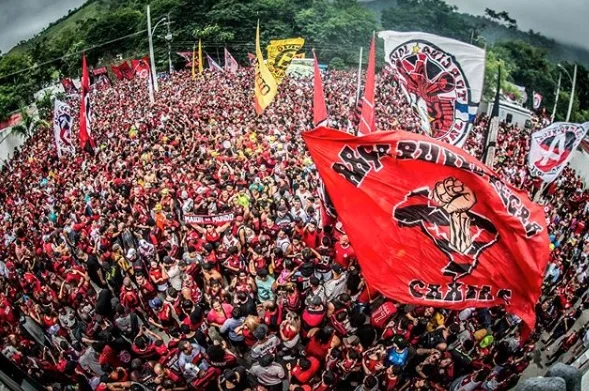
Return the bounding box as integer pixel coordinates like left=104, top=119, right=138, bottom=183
left=0, top=0, right=588, bottom=124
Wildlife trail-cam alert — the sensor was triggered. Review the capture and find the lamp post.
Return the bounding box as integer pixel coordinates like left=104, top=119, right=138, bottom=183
left=147, top=5, right=167, bottom=96
left=557, top=63, right=578, bottom=122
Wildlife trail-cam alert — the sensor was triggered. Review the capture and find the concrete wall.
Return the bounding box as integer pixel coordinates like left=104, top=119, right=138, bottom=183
left=0, top=130, right=30, bottom=167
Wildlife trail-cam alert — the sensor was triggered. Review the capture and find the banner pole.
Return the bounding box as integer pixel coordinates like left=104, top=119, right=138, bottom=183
left=551, top=73, right=561, bottom=123
left=355, top=46, right=363, bottom=105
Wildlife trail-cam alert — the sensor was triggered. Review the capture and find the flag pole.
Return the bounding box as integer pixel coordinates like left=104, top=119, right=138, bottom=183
left=551, top=73, right=561, bottom=123
left=146, top=5, right=159, bottom=94
left=355, top=46, right=363, bottom=105
left=482, top=64, right=501, bottom=167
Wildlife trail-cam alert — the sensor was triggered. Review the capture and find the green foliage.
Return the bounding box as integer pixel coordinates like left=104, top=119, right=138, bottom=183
left=10, top=106, right=49, bottom=138
left=329, top=57, right=345, bottom=70
left=35, top=91, right=54, bottom=122
left=381, top=0, right=477, bottom=43
left=1, top=0, right=589, bottom=124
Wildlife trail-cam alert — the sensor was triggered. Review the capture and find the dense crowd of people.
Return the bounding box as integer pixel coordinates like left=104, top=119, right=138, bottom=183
left=0, top=65, right=586, bottom=391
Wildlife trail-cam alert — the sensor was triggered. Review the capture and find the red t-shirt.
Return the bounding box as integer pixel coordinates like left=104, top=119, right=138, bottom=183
left=334, top=243, right=355, bottom=268
left=292, top=356, right=320, bottom=384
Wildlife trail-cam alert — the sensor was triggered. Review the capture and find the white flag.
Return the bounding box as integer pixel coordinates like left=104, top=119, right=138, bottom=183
left=533, top=91, right=543, bottom=110
left=379, top=30, right=486, bottom=147
left=53, top=100, right=75, bottom=157
left=224, top=48, right=239, bottom=73
left=528, top=122, right=589, bottom=183
left=206, top=55, right=224, bottom=72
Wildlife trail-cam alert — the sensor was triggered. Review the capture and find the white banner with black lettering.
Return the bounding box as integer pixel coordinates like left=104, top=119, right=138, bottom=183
left=379, top=30, right=486, bottom=147
left=528, top=122, right=589, bottom=183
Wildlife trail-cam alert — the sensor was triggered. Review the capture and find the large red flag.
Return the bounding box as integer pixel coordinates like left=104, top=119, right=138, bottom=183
left=131, top=56, right=150, bottom=78
left=79, top=55, right=95, bottom=152
left=303, top=127, right=549, bottom=338
left=118, top=61, right=134, bottom=80
left=312, top=49, right=328, bottom=127
left=358, top=34, right=376, bottom=135
left=111, top=65, right=124, bottom=80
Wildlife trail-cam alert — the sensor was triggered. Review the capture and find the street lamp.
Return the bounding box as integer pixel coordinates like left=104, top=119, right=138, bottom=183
left=147, top=5, right=168, bottom=99
left=557, top=63, right=578, bottom=122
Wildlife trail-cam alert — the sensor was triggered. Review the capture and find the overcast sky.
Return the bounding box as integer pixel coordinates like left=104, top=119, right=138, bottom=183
left=0, top=0, right=588, bottom=53
left=445, top=0, right=589, bottom=50
left=0, top=0, right=86, bottom=53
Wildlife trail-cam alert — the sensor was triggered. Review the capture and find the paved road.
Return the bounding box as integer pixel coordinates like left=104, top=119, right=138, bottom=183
left=517, top=308, right=589, bottom=388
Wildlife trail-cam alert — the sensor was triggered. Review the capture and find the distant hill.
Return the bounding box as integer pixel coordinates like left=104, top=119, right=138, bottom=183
left=360, top=0, right=589, bottom=67
left=9, top=1, right=101, bottom=55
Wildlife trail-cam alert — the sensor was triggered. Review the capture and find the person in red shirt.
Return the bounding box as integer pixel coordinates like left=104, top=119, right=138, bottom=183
left=334, top=235, right=355, bottom=269
left=289, top=356, right=320, bottom=385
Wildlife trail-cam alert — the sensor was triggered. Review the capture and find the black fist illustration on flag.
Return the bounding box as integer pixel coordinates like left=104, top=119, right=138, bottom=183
left=393, top=177, right=499, bottom=280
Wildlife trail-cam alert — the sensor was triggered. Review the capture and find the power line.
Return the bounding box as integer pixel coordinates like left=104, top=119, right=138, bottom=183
left=0, top=29, right=148, bottom=81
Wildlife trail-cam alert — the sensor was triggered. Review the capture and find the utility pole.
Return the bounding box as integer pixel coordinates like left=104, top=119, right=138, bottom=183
left=551, top=73, right=561, bottom=123
left=566, top=64, right=577, bottom=122
left=165, top=13, right=173, bottom=74
left=146, top=5, right=159, bottom=95
left=355, top=46, right=363, bottom=105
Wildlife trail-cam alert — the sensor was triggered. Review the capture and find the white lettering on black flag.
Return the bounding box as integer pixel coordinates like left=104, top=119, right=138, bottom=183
left=528, top=122, right=589, bottom=183
left=379, top=30, right=485, bottom=147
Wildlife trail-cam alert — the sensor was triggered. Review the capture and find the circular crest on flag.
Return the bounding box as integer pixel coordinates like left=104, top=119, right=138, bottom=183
left=388, top=40, right=473, bottom=146
left=531, top=124, right=580, bottom=176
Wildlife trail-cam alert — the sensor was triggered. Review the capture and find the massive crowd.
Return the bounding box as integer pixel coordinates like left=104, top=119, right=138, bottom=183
left=0, top=65, right=586, bottom=391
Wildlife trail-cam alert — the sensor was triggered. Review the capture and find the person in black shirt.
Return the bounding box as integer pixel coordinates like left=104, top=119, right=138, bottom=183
left=79, top=250, right=108, bottom=289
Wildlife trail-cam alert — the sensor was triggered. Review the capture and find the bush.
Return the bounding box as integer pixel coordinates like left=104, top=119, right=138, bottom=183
left=329, top=57, right=346, bottom=70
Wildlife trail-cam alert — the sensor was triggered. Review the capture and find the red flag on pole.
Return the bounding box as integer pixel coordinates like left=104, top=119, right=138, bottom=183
left=111, top=65, right=124, bottom=80
left=302, top=126, right=549, bottom=339
left=131, top=56, right=150, bottom=78
left=79, top=54, right=95, bottom=152
left=358, top=33, right=376, bottom=135
left=312, top=49, right=328, bottom=127
left=118, top=61, right=134, bottom=80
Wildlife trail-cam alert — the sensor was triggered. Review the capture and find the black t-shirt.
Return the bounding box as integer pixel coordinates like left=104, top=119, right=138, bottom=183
left=86, top=255, right=104, bottom=286
left=95, top=289, right=114, bottom=317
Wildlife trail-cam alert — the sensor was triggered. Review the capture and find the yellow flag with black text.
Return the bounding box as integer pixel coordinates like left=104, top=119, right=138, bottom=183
left=254, top=22, right=278, bottom=115
left=266, top=37, right=305, bottom=84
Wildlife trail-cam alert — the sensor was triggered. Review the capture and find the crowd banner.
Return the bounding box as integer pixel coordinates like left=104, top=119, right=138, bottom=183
left=303, top=126, right=549, bottom=339
left=184, top=212, right=235, bottom=226
left=528, top=122, right=589, bottom=183
left=131, top=57, right=150, bottom=79
left=53, top=100, right=75, bottom=157
left=266, top=37, right=305, bottom=84
left=533, top=91, right=543, bottom=110
left=254, top=22, right=278, bottom=115
left=79, top=55, right=95, bottom=152
left=379, top=30, right=485, bottom=147
left=224, top=48, right=239, bottom=73
left=118, top=61, right=134, bottom=80
left=61, top=78, right=78, bottom=94
left=111, top=65, right=124, bottom=80
left=92, top=67, right=111, bottom=89
left=206, top=54, right=223, bottom=72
